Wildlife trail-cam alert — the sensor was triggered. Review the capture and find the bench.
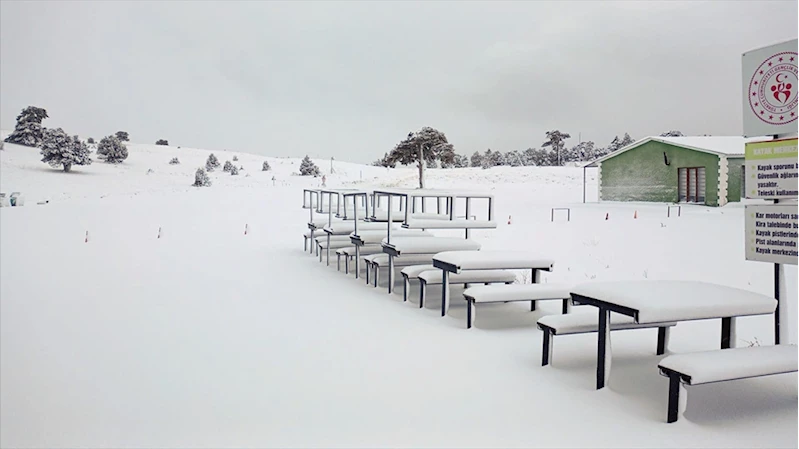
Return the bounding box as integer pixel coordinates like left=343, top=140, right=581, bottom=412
left=400, top=265, right=436, bottom=303
left=381, top=237, right=482, bottom=294
left=336, top=245, right=383, bottom=273
left=402, top=218, right=497, bottom=229
left=418, top=269, right=517, bottom=310
left=537, top=313, right=677, bottom=367
left=462, top=284, right=574, bottom=329
left=365, top=253, right=439, bottom=287
left=657, top=345, right=798, bottom=423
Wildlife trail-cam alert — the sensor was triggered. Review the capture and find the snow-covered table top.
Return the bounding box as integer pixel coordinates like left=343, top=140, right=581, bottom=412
left=403, top=219, right=497, bottom=229
left=351, top=229, right=432, bottom=244
left=372, top=188, right=493, bottom=199
left=571, top=280, right=777, bottom=324
left=381, top=237, right=481, bottom=255
left=323, top=221, right=389, bottom=235
left=433, top=251, right=555, bottom=273
left=658, top=345, right=797, bottom=385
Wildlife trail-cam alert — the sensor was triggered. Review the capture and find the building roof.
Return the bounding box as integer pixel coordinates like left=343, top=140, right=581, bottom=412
left=586, top=135, right=771, bottom=167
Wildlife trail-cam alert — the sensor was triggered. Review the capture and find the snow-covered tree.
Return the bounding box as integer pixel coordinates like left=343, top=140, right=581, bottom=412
left=470, top=151, right=483, bottom=167
left=481, top=149, right=495, bottom=169
left=169, top=157, right=180, bottom=165
left=115, top=131, right=129, bottom=142
left=230, top=165, right=239, bottom=175
left=569, top=141, right=597, bottom=162
left=156, top=139, right=169, bottom=145
left=660, top=130, right=684, bottom=137
left=619, top=133, right=635, bottom=148
left=232, top=155, right=238, bottom=161
left=223, top=160, right=233, bottom=172
left=4, top=106, right=48, bottom=147
left=385, top=127, right=455, bottom=188
left=39, top=128, right=92, bottom=172
left=505, top=150, right=523, bottom=166
left=489, top=149, right=505, bottom=167
left=98, top=135, right=128, bottom=163
left=193, top=167, right=211, bottom=187
left=542, top=130, right=571, bottom=166
left=262, top=160, right=271, bottom=171
left=372, top=153, right=395, bottom=168
left=87, top=137, right=95, bottom=144
left=205, top=153, right=220, bottom=172
left=299, top=155, right=321, bottom=176
left=453, top=154, right=469, bottom=168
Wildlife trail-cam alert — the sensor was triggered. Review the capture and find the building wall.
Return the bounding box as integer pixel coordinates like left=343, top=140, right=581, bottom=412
left=726, top=157, right=745, bottom=203
left=599, top=141, right=721, bottom=206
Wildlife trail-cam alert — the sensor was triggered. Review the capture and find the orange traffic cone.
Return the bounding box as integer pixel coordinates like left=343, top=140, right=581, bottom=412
left=605, top=213, right=609, bottom=220
left=507, top=215, right=512, bottom=225
left=634, top=210, right=638, bottom=219
left=158, top=227, right=162, bottom=239
left=245, top=224, right=249, bottom=235
left=85, top=231, right=89, bottom=243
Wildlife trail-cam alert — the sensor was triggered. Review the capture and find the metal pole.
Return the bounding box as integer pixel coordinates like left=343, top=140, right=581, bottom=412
left=386, top=194, right=392, bottom=244
left=465, top=198, right=472, bottom=239
left=583, top=166, right=587, bottom=203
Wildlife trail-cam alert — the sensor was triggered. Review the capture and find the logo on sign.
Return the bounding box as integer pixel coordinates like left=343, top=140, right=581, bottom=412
left=748, top=51, right=798, bottom=126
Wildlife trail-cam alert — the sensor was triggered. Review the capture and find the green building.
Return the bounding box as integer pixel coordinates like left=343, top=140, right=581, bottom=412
left=592, top=136, right=759, bottom=207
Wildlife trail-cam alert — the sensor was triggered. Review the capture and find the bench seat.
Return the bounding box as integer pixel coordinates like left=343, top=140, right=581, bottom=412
left=537, top=312, right=677, bottom=366
left=460, top=284, right=574, bottom=327
left=364, top=253, right=438, bottom=287
left=335, top=245, right=383, bottom=273
left=417, top=270, right=517, bottom=311
left=657, top=345, right=798, bottom=423
left=400, top=265, right=436, bottom=302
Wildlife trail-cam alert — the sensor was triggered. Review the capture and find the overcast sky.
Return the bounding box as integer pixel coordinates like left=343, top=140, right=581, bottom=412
left=1, top=1, right=797, bottom=162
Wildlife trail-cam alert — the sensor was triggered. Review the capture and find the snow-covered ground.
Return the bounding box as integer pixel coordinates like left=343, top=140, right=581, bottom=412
left=1, top=138, right=796, bottom=448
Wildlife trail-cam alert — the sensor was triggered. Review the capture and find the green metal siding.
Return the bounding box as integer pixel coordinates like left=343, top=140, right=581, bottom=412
left=726, top=157, right=744, bottom=203
left=600, top=141, right=721, bottom=206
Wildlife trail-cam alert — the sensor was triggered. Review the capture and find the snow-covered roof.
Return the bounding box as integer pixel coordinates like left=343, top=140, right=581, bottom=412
left=589, top=136, right=772, bottom=166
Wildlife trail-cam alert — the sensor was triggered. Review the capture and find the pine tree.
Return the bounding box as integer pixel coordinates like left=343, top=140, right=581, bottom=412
left=169, top=157, right=180, bottom=165
left=115, top=131, right=129, bottom=142
left=156, top=139, right=169, bottom=145
left=299, top=155, right=321, bottom=176
left=453, top=154, right=469, bottom=168
left=230, top=165, right=239, bottom=175
left=262, top=160, right=271, bottom=171
left=87, top=137, right=95, bottom=144
left=205, top=153, right=220, bottom=172
left=481, top=149, right=494, bottom=169
left=385, top=127, right=455, bottom=188
left=470, top=151, right=483, bottom=167
left=4, top=106, right=48, bottom=147
left=542, top=130, right=571, bottom=166
left=193, top=168, right=211, bottom=187
left=223, top=160, right=233, bottom=172
left=40, top=128, right=92, bottom=172
left=98, top=136, right=128, bottom=163
left=619, top=133, right=635, bottom=148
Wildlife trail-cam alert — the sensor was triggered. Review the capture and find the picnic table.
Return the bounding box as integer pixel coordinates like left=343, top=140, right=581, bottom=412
left=569, top=280, right=778, bottom=389
left=432, top=251, right=555, bottom=317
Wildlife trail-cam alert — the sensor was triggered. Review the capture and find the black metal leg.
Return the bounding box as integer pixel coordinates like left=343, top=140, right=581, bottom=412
left=365, top=262, right=370, bottom=285
left=667, top=371, right=681, bottom=423
left=467, top=298, right=473, bottom=329
left=597, top=308, right=609, bottom=389
left=337, top=254, right=341, bottom=271
left=345, top=256, right=349, bottom=274
left=561, top=299, right=569, bottom=314
left=419, top=281, right=425, bottom=308
left=403, top=277, right=409, bottom=302
left=531, top=300, right=536, bottom=311
left=441, top=271, right=450, bottom=317
left=657, top=327, right=667, bottom=355
left=721, top=317, right=732, bottom=349
left=542, top=329, right=552, bottom=366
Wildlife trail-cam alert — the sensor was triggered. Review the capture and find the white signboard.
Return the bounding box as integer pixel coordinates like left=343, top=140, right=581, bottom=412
left=742, top=39, right=798, bottom=138
left=745, top=204, right=798, bottom=265
left=744, top=138, right=798, bottom=199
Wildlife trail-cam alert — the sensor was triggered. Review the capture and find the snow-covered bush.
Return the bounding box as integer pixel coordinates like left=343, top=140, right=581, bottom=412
left=223, top=160, right=233, bottom=172
left=4, top=106, right=48, bottom=147
left=115, top=131, right=129, bottom=141
left=232, top=155, right=238, bottom=161
left=262, top=160, right=271, bottom=171
left=193, top=168, right=211, bottom=187
left=87, top=137, right=95, bottom=144
left=205, top=153, right=220, bottom=172
left=230, top=165, right=239, bottom=175
left=156, top=139, right=169, bottom=145
left=39, top=128, right=92, bottom=172
left=299, top=155, right=321, bottom=176
left=98, top=135, right=128, bottom=163
left=169, top=157, right=180, bottom=165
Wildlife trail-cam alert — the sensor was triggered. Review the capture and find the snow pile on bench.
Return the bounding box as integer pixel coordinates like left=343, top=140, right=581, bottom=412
left=382, top=237, right=481, bottom=254
left=419, top=269, right=517, bottom=285
left=324, top=221, right=390, bottom=235
left=353, top=229, right=433, bottom=245
left=462, top=284, right=573, bottom=303
left=658, top=345, right=798, bottom=385
left=401, top=264, right=437, bottom=280
left=538, top=312, right=677, bottom=335
left=368, top=253, right=439, bottom=268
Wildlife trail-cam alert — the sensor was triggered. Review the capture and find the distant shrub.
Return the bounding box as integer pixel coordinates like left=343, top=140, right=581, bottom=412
left=156, top=139, right=169, bottom=146
left=193, top=168, right=211, bottom=187
left=98, top=135, right=128, bottom=163
left=223, top=160, right=233, bottom=172
left=169, top=157, right=180, bottom=165
left=230, top=165, right=239, bottom=175
left=232, top=155, right=238, bottom=161
left=115, top=131, right=129, bottom=141
left=262, top=160, right=271, bottom=171
left=205, top=153, right=220, bottom=172
left=87, top=137, right=95, bottom=144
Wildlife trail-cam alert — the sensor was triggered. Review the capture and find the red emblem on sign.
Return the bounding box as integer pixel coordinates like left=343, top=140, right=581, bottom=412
left=748, top=51, right=798, bottom=126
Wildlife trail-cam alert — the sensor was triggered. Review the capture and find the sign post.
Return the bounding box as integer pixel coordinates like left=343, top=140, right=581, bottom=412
left=742, top=39, right=799, bottom=345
